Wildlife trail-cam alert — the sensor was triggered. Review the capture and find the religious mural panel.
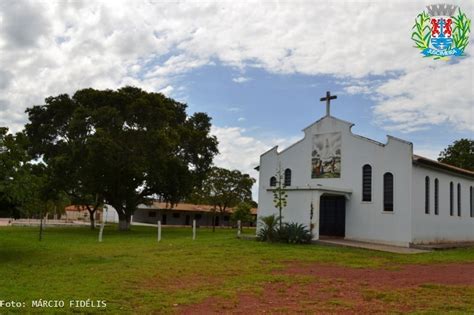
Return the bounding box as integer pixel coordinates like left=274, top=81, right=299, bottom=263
left=311, top=132, right=341, bottom=178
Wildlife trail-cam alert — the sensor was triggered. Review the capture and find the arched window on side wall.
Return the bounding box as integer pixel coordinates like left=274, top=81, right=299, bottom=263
left=284, top=169, right=292, bottom=186
left=434, top=178, right=439, bottom=215
left=269, top=176, right=276, bottom=187
left=383, top=172, right=394, bottom=212
left=450, top=181, right=454, bottom=216
left=362, top=164, right=372, bottom=202
left=457, top=183, right=462, bottom=216
left=425, top=176, right=430, bottom=214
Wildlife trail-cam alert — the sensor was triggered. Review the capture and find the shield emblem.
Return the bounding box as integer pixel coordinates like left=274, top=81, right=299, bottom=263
left=430, top=17, right=453, bottom=50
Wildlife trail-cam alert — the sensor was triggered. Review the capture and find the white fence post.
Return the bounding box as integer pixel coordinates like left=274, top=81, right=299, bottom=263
left=192, top=219, right=196, bottom=240
left=237, top=220, right=241, bottom=237
left=98, top=217, right=105, bottom=242
left=157, top=220, right=161, bottom=242
left=98, top=206, right=108, bottom=242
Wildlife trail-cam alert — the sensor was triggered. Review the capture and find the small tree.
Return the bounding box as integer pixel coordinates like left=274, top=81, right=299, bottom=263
left=272, top=166, right=287, bottom=230
left=231, top=202, right=254, bottom=232
left=189, top=167, right=256, bottom=231
left=438, top=138, right=473, bottom=171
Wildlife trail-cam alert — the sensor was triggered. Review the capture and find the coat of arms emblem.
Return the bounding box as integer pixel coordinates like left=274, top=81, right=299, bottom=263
left=412, top=4, right=471, bottom=59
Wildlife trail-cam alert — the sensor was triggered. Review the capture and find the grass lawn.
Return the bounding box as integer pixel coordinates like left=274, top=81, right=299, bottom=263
left=1, top=225, right=474, bottom=314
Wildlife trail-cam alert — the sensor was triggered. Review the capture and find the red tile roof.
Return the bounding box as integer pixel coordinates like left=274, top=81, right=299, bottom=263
left=142, top=202, right=258, bottom=215
left=413, top=155, right=474, bottom=178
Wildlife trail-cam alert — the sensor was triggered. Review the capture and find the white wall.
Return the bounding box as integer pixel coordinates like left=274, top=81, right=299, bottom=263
left=258, top=116, right=414, bottom=246
left=104, top=205, right=119, bottom=223
left=411, top=165, right=474, bottom=243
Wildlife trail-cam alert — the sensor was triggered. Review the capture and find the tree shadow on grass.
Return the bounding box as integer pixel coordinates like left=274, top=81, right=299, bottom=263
left=0, top=247, right=42, bottom=263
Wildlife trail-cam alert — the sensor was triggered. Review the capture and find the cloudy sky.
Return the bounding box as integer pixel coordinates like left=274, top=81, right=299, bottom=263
left=0, top=0, right=473, bottom=196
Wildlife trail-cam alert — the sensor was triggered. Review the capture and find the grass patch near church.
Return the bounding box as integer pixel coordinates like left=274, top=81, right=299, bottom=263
left=1, top=225, right=473, bottom=313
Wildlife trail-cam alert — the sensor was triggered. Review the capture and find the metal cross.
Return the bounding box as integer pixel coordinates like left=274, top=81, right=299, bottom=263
left=320, top=91, right=337, bottom=116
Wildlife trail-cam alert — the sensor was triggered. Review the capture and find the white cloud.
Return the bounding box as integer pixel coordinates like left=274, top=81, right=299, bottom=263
left=0, top=0, right=472, bottom=134
left=374, top=58, right=474, bottom=133
left=158, top=85, right=174, bottom=96
left=211, top=126, right=299, bottom=199
left=237, top=117, right=246, bottom=122
left=232, top=76, right=251, bottom=83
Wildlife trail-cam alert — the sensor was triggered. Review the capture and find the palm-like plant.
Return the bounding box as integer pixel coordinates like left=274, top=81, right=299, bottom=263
left=257, top=214, right=280, bottom=242
left=283, top=222, right=312, bottom=244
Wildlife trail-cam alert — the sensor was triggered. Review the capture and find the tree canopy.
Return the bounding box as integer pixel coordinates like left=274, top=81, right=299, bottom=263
left=438, top=138, right=473, bottom=171
left=190, top=166, right=255, bottom=213
left=25, top=86, right=218, bottom=230
left=0, top=128, right=31, bottom=218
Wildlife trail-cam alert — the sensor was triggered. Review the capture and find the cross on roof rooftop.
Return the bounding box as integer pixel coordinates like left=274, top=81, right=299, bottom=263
left=320, top=91, right=337, bottom=116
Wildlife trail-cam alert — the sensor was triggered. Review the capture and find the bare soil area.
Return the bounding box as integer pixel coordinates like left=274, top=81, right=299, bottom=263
left=179, top=262, right=474, bottom=314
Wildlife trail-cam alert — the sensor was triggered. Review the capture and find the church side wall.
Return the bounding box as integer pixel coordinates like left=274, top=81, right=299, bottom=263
left=342, top=135, right=413, bottom=247
left=411, top=165, right=474, bottom=244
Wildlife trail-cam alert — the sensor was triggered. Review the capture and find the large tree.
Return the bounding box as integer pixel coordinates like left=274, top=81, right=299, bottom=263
left=0, top=128, right=31, bottom=218
left=25, top=87, right=218, bottom=231
left=190, top=166, right=255, bottom=230
left=438, top=138, right=473, bottom=171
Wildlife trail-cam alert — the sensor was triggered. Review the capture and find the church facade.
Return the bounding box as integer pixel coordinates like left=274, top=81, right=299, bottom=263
left=257, top=97, right=474, bottom=247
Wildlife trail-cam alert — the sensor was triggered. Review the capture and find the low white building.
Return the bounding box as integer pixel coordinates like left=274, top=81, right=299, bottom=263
left=257, top=93, right=474, bottom=247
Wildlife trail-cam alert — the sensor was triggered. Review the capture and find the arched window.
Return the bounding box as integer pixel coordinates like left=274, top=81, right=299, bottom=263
left=425, top=176, right=430, bottom=214
left=284, top=169, right=292, bottom=186
left=362, top=164, right=372, bottom=202
left=457, top=183, right=461, bottom=216
left=470, top=186, right=473, bottom=218
left=383, top=172, right=394, bottom=212
left=269, top=176, right=276, bottom=187
left=450, top=182, right=454, bottom=216
left=434, top=178, right=439, bottom=215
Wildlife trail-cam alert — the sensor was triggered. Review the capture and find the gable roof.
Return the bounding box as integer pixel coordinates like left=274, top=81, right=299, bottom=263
left=412, top=155, right=474, bottom=178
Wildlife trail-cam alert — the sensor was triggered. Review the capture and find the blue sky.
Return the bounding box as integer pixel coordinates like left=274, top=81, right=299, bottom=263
left=177, top=64, right=471, bottom=157
left=0, top=0, right=472, bottom=193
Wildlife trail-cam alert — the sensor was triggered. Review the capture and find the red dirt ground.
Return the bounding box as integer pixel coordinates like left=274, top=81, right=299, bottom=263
left=179, top=262, right=474, bottom=314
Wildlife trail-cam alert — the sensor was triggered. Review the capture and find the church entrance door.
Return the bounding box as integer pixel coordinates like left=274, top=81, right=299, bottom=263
left=319, top=195, right=345, bottom=237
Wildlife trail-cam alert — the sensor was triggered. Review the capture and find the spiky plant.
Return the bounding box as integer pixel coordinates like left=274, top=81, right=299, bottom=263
left=257, top=214, right=280, bottom=242
left=279, top=222, right=312, bottom=244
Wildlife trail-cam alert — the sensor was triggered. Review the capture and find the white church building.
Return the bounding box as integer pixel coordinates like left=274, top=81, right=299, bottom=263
left=257, top=92, right=474, bottom=247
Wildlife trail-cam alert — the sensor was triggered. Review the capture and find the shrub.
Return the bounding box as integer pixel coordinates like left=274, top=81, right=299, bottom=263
left=278, top=222, right=312, bottom=244
left=257, top=217, right=312, bottom=244
left=257, top=214, right=280, bottom=242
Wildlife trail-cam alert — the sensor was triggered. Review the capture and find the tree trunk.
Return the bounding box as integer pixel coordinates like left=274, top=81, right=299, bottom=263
left=39, top=216, right=44, bottom=241
left=212, top=212, right=216, bottom=232
left=88, top=209, right=96, bottom=230
left=118, top=213, right=131, bottom=231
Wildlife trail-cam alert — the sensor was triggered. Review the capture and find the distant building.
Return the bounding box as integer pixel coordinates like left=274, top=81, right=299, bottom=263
left=105, top=202, right=257, bottom=227
left=64, top=205, right=102, bottom=222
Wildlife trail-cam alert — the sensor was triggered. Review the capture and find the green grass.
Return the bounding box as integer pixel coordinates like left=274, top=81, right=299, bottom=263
left=1, top=226, right=473, bottom=313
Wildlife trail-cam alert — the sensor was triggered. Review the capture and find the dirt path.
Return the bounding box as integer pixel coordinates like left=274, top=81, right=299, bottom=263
left=179, top=262, right=474, bottom=314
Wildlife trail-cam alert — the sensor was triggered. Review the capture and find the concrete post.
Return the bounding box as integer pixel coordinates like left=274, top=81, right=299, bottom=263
left=98, top=217, right=105, bottom=242
left=157, top=220, right=161, bottom=242
left=192, top=219, right=196, bottom=240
